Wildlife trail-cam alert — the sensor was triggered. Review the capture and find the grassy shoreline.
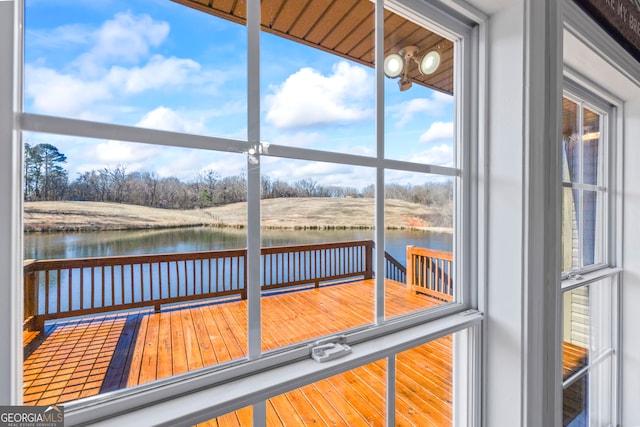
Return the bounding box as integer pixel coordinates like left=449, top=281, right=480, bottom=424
left=24, top=199, right=453, bottom=234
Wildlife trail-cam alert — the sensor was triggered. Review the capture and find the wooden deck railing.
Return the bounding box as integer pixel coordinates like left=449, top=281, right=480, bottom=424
left=406, top=246, right=454, bottom=302
left=23, top=240, right=452, bottom=332
left=384, top=251, right=406, bottom=283
left=23, top=240, right=376, bottom=330
left=262, top=240, right=373, bottom=290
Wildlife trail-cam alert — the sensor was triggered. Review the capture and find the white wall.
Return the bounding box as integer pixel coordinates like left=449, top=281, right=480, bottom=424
left=622, top=98, right=640, bottom=425
left=484, top=1, right=525, bottom=425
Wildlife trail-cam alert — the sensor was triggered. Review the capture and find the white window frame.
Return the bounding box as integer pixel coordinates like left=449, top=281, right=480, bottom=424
left=559, top=74, right=623, bottom=427
left=561, top=79, right=615, bottom=277
left=0, top=0, right=488, bottom=425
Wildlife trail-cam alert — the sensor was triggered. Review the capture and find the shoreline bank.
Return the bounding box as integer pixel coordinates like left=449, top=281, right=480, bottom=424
left=24, top=200, right=453, bottom=234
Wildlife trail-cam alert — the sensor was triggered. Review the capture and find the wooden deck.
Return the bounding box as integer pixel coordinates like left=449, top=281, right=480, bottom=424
left=24, top=278, right=455, bottom=425
left=23, top=277, right=588, bottom=426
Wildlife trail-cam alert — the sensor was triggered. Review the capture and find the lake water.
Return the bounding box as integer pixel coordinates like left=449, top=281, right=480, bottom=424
left=24, top=227, right=453, bottom=265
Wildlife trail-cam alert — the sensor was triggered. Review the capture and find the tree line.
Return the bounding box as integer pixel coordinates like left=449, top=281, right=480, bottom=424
left=24, top=143, right=453, bottom=211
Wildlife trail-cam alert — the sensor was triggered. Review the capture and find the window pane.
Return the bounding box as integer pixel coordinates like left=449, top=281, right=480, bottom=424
left=25, top=0, right=247, bottom=140
left=260, top=0, right=375, bottom=155
left=562, top=98, right=580, bottom=183
left=562, top=287, right=589, bottom=380
left=23, top=134, right=248, bottom=405
left=267, top=359, right=387, bottom=425
left=561, top=187, right=606, bottom=270
left=396, top=335, right=454, bottom=426
left=260, top=157, right=375, bottom=352
left=582, top=107, right=603, bottom=186
left=582, top=190, right=606, bottom=267
left=384, top=171, right=455, bottom=319
left=562, top=277, right=617, bottom=426
left=589, top=355, right=614, bottom=426
left=563, top=375, right=587, bottom=427
left=384, top=8, right=455, bottom=166
left=562, top=187, right=580, bottom=272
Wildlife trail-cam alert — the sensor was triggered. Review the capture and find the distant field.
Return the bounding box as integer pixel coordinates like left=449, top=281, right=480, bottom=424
left=24, top=198, right=452, bottom=233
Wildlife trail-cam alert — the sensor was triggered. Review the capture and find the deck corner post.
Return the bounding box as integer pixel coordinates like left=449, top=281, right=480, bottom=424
left=405, top=246, right=415, bottom=289
left=23, top=263, right=38, bottom=331
left=364, top=240, right=374, bottom=279
left=34, top=315, right=44, bottom=333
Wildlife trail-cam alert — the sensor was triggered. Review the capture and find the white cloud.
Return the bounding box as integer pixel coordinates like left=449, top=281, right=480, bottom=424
left=390, top=92, right=453, bottom=128
left=74, top=12, right=169, bottom=74
left=418, top=121, right=454, bottom=144
left=265, top=61, right=374, bottom=129
left=25, top=65, right=113, bottom=120
left=107, top=55, right=200, bottom=94
left=24, top=12, right=226, bottom=122
left=92, top=140, right=162, bottom=164
left=27, top=24, right=93, bottom=49
left=136, top=106, right=206, bottom=134
left=26, top=54, right=202, bottom=120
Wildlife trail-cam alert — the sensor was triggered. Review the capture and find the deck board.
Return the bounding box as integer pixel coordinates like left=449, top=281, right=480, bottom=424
left=23, top=278, right=588, bottom=426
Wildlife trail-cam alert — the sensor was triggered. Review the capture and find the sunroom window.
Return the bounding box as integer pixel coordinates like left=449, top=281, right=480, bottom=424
left=19, top=0, right=480, bottom=424
left=560, top=83, right=620, bottom=427
left=561, top=95, right=608, bottom=274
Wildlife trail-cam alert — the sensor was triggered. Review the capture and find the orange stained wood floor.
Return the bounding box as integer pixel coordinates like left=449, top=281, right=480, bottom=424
left=24, top=279, right=455, bottom=425
left=23, top=279, right=588, bottom=426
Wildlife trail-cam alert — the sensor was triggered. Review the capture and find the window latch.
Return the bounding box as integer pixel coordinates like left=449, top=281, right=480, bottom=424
left=311, top=336, right=351, bottom=363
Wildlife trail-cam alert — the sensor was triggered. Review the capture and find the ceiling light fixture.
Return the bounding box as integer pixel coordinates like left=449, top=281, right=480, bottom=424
left=383, top=45, right=441, bottom=91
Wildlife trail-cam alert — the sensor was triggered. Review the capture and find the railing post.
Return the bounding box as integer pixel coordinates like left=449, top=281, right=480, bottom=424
left=364, top=241, right=374, bottom=279
left=406, top=246, right=415, bottom=289
left=242, top=250, right=248, bottom=300
left=23, top=260, right=42, bottom=332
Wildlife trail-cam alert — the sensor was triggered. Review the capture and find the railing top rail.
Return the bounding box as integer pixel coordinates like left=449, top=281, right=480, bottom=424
left=24, top=240, right=377, bottom=272
left=260, top=239, right=374, bottom=254
left=24, top=248, right=248, bottom=271
left=407, top=246, right=453, bottom=261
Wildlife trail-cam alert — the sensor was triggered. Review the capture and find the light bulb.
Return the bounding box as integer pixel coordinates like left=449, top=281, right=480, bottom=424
left=383, top=53, right=404, bottom=78
left=419, top=51, right=441, bottom=75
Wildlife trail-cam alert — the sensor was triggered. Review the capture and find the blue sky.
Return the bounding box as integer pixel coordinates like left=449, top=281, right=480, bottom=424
left=24, top=0, right=454, bottom=189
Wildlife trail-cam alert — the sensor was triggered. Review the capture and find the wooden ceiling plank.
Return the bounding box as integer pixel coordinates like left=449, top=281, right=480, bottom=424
left=305, top=1, right=360, bottom=45
left=288, top=0, right=334, bottom=40
left=347, top=31, right=376, bottom=64
left=172, top=0, right=246, bottom=26
left=383, top=14, right=416, bottom=54
left=261, top=0, right=284, bottom=29
left=173, top=0, right=454, bottom=94
left=211, top=0, right=237, bottom=14
left=266, top=0, right=308, bottom=34
left=231, top=0, right=246, bottom=20
left=325, top=2, right=374, bottom=51
left=191, top=0, right=212, bottom=7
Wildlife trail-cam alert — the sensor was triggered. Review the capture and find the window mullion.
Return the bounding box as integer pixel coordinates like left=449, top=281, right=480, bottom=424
left=578, top=102, right=585, bottom=268
left=246, top=0, right=261, bottom=360
left=386, top=355, right=396, bottom=425
left=374, top=0, right=385, bottom=324
left=252, top=401, right=266, bottom=427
